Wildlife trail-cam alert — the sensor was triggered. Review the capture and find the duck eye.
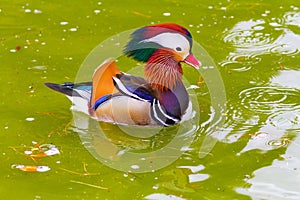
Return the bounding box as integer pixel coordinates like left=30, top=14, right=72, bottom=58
left=176, top=47, right=182, bottom=52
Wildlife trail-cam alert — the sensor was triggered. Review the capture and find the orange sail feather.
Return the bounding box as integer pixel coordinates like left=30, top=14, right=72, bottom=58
left=91, top=59, right=121, bottom=106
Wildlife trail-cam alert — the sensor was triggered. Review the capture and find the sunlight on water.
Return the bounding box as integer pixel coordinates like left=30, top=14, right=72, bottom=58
left=236, top=55, right=300, bottom=199
left=237, top=131, right=300, bottom=200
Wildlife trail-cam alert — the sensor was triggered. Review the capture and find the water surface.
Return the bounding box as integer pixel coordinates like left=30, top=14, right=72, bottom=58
left=1, top=0, right=300, bottom=199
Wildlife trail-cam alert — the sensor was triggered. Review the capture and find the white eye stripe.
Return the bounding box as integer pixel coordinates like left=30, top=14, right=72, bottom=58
left=140, top=32, right=190, bottom=52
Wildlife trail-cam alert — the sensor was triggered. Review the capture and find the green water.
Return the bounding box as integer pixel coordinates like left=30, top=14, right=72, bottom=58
left=1, top=0, right=300, bottom=199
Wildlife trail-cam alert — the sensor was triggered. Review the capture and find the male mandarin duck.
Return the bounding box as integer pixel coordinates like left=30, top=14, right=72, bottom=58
left=45, top=23, right=201, bottom=126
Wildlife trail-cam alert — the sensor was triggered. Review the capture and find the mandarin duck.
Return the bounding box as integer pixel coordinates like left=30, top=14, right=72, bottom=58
left=45, top=23, right=201, bottom=126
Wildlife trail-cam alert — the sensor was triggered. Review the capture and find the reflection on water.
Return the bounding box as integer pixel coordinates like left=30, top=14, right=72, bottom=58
left=145, top=193, right=185, bottom=200
left=271, top=70, right=300, bottom=89
left=216, top=11, right=300, bottom=198
left=221, top=11, right=300, bottom=70
left=267, top=70, right=300, bottom=130
left=235, top=64, right=300, bottom=198
left=177, top=164, right=209, bottom=183
left=237, top=131, right=300, bottom=200
left=220, top=68, right=300, bottom=153
left=3, top=0, right=300, bottom=199
left=72, top=110, right=200, bottom=173
left=268, top=107, right=300, bottom=130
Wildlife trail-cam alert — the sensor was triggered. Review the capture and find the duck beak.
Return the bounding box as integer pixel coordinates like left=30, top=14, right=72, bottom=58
left=183, top=54, right=201, bottom=69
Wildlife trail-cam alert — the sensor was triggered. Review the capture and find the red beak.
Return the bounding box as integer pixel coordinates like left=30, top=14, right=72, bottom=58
left=183, top=54, right=201, bottom=69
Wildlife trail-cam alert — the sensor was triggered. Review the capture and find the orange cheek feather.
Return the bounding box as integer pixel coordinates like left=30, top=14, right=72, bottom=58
left=173, top=51, right=184, bottom=62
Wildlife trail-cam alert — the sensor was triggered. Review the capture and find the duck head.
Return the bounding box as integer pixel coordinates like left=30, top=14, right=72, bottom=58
left=124, top=23, right=201, bottom=90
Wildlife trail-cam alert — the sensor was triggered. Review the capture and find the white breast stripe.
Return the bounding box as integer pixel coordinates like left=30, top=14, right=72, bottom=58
left=152, top=99, right=169, bottom=126
left=156, top=99, right=180, bottom=122
left=112, top=77, right=149, bottom=102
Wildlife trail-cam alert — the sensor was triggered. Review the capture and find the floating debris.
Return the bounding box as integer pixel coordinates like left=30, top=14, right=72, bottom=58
left=28, top=144, right=60, bottom=158
left=44, top=146, right=60, bottom=156
left=70, top=180, right=108, bottom=190
left=10, top=142, right=60, bottom=159
left=59, top=162, right=100, bottom=176
left=60, top=21, right=68, bottom=25
left=132, top=11, right=151, bottom=18
left=33, top=9, right=42, bottom=14
left=24, top=150, right=32, bottom=155
left=28, top=65, right=47, bottom=70
left=130, top=165, right=140, bottom=170
left=162, top=12, right=171, bottom=17
left=69, top=27, right=77, bottom=32
left=12, top=164, right=50, bottom=172
left=94, top=9, right=101, bottom=14
left=25, top=117, right=35, bottom=121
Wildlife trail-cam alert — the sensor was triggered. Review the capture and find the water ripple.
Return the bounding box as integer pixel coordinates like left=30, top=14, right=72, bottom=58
left=220, top=53, right=261, bottom=71
left=268, top=106, right=300, bottom=130
left=223, top=19, right=275, bottom=49
left=221, top=11, right=300, bottom=69
left=239, top=86, right=300, bottom=113
left=267, top=138, right=290, bottom=148
left=283, top=12, right=300, bottom=27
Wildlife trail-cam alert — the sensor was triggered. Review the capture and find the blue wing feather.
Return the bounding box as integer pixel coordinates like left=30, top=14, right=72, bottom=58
left=93, top=94, right=112, bottom=110
left=114, top=74, right=155, bottom=102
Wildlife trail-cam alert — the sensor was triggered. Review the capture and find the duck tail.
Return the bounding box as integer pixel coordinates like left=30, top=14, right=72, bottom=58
left=44, top=82, right=75, bottom=96
left=44, top=82, right=92, bottom=100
